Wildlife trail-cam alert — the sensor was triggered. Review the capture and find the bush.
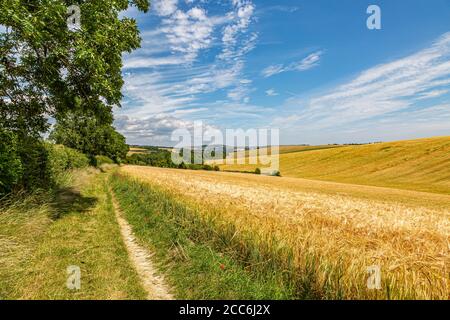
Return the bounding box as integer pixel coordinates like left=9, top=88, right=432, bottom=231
left=94, top=155, right=114, bottom=167
left=17, top=137, right=49, bottom=191
left=255, top=168, right=261, bottom=175
left=1, top=137, right=89, bottom=195
left=0, top=130, right=23, bottom=195
left=44, top=143, right=90, bottom=185
left=65, top=148, right=91, bottom=169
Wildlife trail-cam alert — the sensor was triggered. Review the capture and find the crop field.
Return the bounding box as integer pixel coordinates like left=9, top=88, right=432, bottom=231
left=127, top=147, right=150, bottom=156
left=117, top=165, right=450, bottom=299
left=219, top=136, right=450, bottom=194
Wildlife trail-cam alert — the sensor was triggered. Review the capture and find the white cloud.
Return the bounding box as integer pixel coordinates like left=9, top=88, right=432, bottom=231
left=114, top=114, right=218, bottom=146
left=153, top=0, right=178, bottom=16
left=123, top=55, right=188, bottom=68
left=124, top=5, right=232, bottom=69
left=269, top=5, right=299, bottom=13
left=159, top=8, right=218, bottom=62
left=416, top=89, right=450, bottom=100
left=302, top=34, right=450, bottom=127
left=228, top=86, right=250, bottom=101
left=262, top=51, right=323, bottom=77
left=265, top=89, right=278, bottom=96
left=215, top=1, right=257, bottom=103
left=119, top=0, right=259, bottom=141
left=273, top=32, right=450, bottom=139
left=296, top=51, right=322, bottom=71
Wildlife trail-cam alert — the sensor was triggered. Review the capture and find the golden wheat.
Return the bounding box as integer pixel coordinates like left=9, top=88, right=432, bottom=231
left=121, top=165, right=449, bottom=299
left=218, top=136, right=450, bottom=194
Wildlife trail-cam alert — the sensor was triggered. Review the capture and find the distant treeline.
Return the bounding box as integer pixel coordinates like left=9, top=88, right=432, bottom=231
left=125, top=148, right=220, bottom=171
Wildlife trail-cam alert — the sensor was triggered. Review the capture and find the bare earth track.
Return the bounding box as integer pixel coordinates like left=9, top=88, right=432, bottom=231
left=111, top=191, right=173, bottom=300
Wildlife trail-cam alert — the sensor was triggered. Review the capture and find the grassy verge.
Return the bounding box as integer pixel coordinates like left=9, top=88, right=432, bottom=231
left=110, top=172, right=300, bottom=300
left=0, top=168, right=146, bottom=299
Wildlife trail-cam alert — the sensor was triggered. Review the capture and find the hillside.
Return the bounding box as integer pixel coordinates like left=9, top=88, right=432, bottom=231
left=219, top=136, right=450, bottom=194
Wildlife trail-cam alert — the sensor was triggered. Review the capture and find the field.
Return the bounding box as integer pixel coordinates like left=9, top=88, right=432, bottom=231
left=218, top=136, right=450, bottom=194
left=127, top=147, right=150, bottom=155
left=116, top=165, right=450, bottom=299
left=2, top=137, right=449, bottom=300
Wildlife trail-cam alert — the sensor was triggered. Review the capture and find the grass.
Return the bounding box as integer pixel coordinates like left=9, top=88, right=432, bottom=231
left=0, top=168, right=146, bottom=300
left=111, top=172, right=294, bottom=299
left=218, top=136, right=450, bottom=194
left=119, top=165, right=450, bottom=300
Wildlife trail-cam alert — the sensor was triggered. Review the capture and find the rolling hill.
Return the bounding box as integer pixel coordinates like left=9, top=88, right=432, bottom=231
left=219, top=136, right=450, bottom=194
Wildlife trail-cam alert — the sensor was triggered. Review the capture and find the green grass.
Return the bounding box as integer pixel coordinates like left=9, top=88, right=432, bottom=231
left=220, top=136, right=450, bottom=194
left=110, top=172, right=299, bottom=300
left=0, top=169, right=146, bottom=299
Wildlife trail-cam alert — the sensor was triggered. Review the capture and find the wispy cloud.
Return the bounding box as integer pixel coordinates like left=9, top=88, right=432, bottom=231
left=265, top=89, right=278, bottom=96
left=272, top=32, right=450, bottom=142
left=302, top=33, right=450, bottom=127
left=117, top=1, right=259, bottom=143
left=262, top=51, right=323, bottom=77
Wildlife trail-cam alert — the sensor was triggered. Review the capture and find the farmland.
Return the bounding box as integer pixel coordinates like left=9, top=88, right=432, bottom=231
left=128, top=147, right=150, bottom=155
left=113, top=165, right=450, bottom=299
left=2, top=136, right=449, bottom=300
left=218, top=136, right=450, bottom=194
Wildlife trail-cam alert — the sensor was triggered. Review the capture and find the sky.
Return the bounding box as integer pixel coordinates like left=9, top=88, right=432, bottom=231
left=114, top=0, right=450, bottom=146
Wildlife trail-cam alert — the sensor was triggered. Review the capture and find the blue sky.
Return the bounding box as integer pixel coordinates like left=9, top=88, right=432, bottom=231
left=115, top=0, right=450, bottom=146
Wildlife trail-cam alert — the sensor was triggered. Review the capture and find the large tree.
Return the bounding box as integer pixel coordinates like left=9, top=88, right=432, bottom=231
left=0, top=0, right=149, bottom=190
left=1, top=0, right=149, bottom=131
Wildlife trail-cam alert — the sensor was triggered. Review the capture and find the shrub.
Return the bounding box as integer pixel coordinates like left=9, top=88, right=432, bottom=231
left=65, top=148, right=90, bottom=169
left=1, top=138, right=89, bottom=195
left=0, top=130, right=23, bottom=195
left=94, top=155, right=114, bottom=167
left=17, top=137, right=49, bottom=191
left=45, top=144, right=69, bottom=182
left=202, top=164, right=213, bottom=171
left=255, top=168, right=261, bottom=175
left=44, top=143, right=90, bottom=185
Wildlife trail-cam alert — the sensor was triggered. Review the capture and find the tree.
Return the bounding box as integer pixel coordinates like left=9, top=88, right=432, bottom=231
left=1, top=0, right=149, bottom=127
left=0, top=0, right=149, bottom=191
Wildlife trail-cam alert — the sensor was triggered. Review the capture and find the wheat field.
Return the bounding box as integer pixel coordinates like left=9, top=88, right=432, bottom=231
left=120, top=165, right=449, bottom=299
left=218, top=136, right=450, bottom=194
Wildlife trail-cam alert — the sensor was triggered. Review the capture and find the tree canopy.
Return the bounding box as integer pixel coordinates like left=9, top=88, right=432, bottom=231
left=50, top=110, right=129, bottom=163
left=0, top=0, right=149, bottom=191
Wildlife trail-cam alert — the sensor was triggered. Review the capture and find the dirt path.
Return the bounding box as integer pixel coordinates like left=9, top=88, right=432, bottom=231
left=111, top=191, right=173, bottom=300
